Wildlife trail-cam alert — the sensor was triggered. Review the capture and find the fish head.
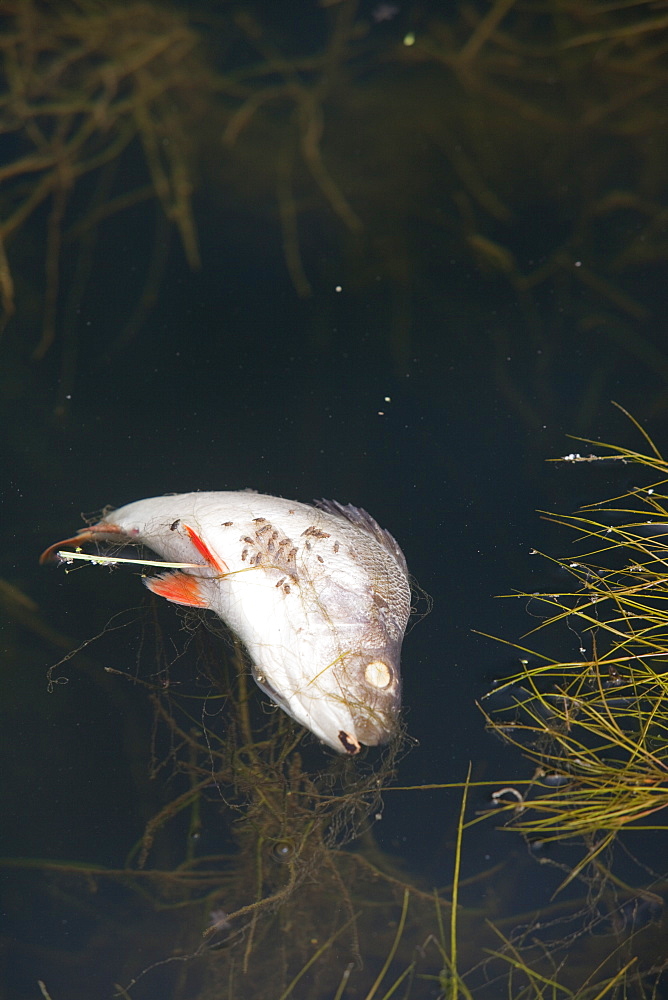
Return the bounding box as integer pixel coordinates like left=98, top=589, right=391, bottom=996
left=251, top=561, right=408, bottom=754
left=334, top=646, right=402, bottom=746
left=253, top=639, right=402, bottom=755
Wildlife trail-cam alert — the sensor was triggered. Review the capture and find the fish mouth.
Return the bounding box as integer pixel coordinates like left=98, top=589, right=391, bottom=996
left=338, top=730, right=361, bottom=754
left=352, top=711, right=398, bottom=747
left=339, top=713, right=398, bottom=753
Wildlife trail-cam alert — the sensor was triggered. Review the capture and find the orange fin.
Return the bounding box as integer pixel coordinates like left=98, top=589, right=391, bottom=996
left=183, top=524, right=228, bottom=574
left=144, top=571, right=208, bottom=607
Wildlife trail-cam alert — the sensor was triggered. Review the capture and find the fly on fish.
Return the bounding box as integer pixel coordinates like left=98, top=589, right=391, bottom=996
left=40, top=492, right=411, bottom=754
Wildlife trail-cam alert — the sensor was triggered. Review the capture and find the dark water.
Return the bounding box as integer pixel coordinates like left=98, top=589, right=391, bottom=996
left=3, top=2, right=668, bottom=998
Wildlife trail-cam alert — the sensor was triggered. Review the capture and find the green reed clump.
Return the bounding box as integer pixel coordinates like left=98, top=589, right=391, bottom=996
left=485, top=422, right=668, bottom=869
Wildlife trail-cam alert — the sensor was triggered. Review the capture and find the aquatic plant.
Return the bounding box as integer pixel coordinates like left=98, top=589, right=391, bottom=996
left=484, top=414, right=668, bottom=885
left=2, top=0, right=668, bottom=390
left=0, top=0, right=212, bottom=347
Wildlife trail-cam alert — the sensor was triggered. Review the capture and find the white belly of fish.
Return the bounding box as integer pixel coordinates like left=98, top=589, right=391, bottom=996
left=43, top=492, right=411, bottom=754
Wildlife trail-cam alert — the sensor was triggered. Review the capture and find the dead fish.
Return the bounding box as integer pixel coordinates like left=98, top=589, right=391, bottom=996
left=41, top=492, right=411, bottom=754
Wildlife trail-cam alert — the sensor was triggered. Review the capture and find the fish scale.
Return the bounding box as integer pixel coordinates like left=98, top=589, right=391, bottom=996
left=41, top=491, right=411, bottom=754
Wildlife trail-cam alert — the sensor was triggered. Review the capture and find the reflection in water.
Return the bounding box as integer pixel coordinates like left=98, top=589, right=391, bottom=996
left=5, top=470, right=668, bottom=998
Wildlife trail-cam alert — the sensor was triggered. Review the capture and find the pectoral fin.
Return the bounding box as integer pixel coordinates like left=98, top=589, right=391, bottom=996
left=183, top=524, right=228, bottom=574
left=144, top=571, right=208, bottom=607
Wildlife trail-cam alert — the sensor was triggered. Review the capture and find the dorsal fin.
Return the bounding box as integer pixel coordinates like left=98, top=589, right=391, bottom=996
left=314, top=499, right=407, bottom=573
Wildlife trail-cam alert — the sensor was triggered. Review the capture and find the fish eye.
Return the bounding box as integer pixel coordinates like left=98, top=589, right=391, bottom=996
left=364, top=660, right=392, bottom=688
left=271, top=839, right=296, bottom=863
